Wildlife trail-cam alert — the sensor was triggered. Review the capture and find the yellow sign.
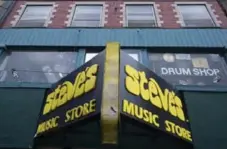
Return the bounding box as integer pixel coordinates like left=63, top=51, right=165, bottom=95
left=120, top=51, right=193, bottom=143
left=36, top=51, right=105, bottom=137
left=43, top=64, right=98, bottom=115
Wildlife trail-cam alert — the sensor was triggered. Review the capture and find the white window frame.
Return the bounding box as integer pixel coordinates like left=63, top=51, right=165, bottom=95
left=174, top=2, right=220, bottom=27
left=123, top=2, right=162, bottom=27
left=12, top=2, right=55, bottom=27
left=67, top=2, right=105, bottom=27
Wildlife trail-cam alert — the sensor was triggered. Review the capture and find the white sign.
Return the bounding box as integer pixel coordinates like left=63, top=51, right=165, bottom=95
left=161, top=67, right=220, bottom=77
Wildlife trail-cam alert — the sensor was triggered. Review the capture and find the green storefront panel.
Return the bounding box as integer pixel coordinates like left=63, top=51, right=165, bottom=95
left=184, top=92, right=227, bottom=149
left=0, top=88, right=46, bottom=148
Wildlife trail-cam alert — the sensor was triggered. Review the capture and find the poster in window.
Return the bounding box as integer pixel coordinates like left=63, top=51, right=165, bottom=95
left=149, top=53, right=227, bottom=86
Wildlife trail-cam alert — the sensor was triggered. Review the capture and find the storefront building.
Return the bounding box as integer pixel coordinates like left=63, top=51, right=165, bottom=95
left=0, top=0, right=227, bottom=149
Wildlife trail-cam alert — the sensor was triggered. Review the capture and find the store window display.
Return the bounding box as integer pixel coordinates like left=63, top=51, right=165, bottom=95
left=0, top=51, right=77, bottom=83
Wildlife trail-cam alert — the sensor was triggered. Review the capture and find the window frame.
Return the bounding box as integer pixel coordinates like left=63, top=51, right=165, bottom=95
left=67, top=2, right=105, bottom=27
left=175, top=2, right=220, bottom=27
left=13, top=2, right=55, bottom=27
left=123, top=2, right=161, bottom=27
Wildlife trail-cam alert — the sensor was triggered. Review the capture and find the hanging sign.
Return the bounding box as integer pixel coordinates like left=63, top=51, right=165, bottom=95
left=35, top=51, right=105, bottom=137
left=119, top=51, right=193, bottom=143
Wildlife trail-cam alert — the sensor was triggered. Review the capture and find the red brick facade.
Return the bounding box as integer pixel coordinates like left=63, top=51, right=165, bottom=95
left=49, top=1, right=74, bottom=28
left=157, top=2, right=181, bottom=28
left=104, top=1, right=123, bottom=28
left=1, top=0, right=227, bottom=28
left=2, top=0, right=25, bottom=27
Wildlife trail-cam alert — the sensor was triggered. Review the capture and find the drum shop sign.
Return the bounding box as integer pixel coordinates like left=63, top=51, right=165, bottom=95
left=149, top=53, right=227, bottom=86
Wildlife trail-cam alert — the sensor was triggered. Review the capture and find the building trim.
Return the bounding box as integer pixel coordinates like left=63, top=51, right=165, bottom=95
left=10, top=2, right=57, bottom=27
left=122, top=2, right=163, bottom=27
left=0, top=29, right=227, bottom=47
left=65, top=1, right=106, bottom=27
left=0, top=82, right=51, bottom=88
left=173, top=1, right=221, bottom=27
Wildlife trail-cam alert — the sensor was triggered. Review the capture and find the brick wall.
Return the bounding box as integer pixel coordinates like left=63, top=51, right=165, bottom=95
left=157, top=2, right=181, bottom=28
left=48, top=1, right=73, bottom=28
left=210, top=1, right=227, bottom=27
left=1, top=0, right=25, bottom=27
left=1, top=0, right=227, bottom=28
left=105, top=1, right=123, bottom=28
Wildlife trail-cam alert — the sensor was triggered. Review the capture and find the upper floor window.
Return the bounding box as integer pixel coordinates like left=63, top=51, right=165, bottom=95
left=71, top=5, right=103, bottom=27
left=0, top=50, right=77, bottom=83
left=148, top=53, right=227, bottom=86
left=177, top=4, right=215, bottom=27
left=125, top=5, right=157, bottom=27
left=16, top=5, right=53, bottom=27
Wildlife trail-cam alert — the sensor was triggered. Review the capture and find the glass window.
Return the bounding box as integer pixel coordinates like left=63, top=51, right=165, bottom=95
left=85, top=50, right=139, bottom=63
left=149, top=53, right=227, bottom=86
left=178, top=5, right=215, bottom=27
left=16, top=5, right=52, bottom=27
left=126, top=5, right=157, bottom=27
left=124, top=50, right=139, bottom=61
left=85, top=52, right=99, bottom=63
left=0, top=51, right=77, bottom=83
left=71, top=5, right=103, bottom=27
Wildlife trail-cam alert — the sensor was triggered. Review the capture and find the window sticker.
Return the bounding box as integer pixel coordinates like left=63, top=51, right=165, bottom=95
left=192, top=57, right=209, bottom=68
left=175, top=54, right=191, bottom=60
left=163, top=54, right=175, bottom=62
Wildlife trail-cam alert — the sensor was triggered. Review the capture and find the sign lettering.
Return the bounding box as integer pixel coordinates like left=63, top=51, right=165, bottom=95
left=120, top=51, right=193, bottom=143
left=35, top=52, right=105, bottom=137
left=161, top=67, right=220, bottom=77
left=125, top=65, right=185, bottom=121
left=43, top=64, right=98, bottom=115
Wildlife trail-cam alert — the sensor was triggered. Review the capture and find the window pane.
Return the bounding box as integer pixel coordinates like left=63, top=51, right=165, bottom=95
left=126, top=5, right=154, bottom=14
left=128, top=53, right=139, bottom=61
left=128, top=20, right=156, bottom=27
left=71, top=5, right=102, bottom=27
left=148, top=53, right=227, bottom=86
left=76, top=5, right=102, bottom=13
left=74, top=13, right=100, bottom=20
left=123, top=50, right=139, bottom=61
left=178, top=5, right=214, bottom=27
left=0, top=51, right=77, bottom=83
left=16, top=5, right=52, bottom=27
left=85, top=53, right=98, bottom=62
left=126, top=5, right=156, bottom=27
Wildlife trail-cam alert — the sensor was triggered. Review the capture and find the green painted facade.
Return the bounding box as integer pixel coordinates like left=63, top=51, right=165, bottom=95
left=0, top=88, right=226, bottom=149
left=0, top=88, right=45, bottom=148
